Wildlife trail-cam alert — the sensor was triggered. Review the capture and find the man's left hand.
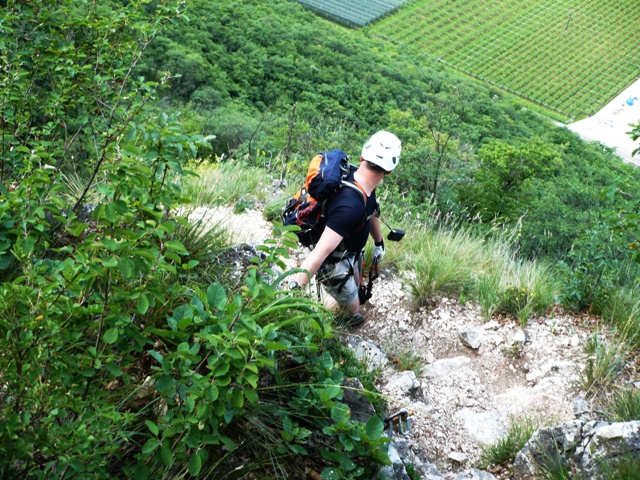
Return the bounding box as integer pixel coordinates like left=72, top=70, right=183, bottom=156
left=373, top=239, right=385, bottom=262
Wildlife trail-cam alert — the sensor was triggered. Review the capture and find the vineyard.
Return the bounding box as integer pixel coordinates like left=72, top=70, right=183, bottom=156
left=368, top=0, right=640, bottom=121
left=294, top=0, right=408, bottom=27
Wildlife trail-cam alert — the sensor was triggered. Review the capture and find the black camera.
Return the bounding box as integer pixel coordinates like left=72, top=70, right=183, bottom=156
left=387, top=229, right=405, bottom=242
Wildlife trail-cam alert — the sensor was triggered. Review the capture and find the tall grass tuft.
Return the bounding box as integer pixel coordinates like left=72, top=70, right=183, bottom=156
left=170, top=209, right=229, bottom=285
left=583, top=331, right=628, bottom=392
left=599, top=454, right=640, bottom=480
left=480, top=416, right=537, bottom=468
left=600, top=285, right=640, bottom=350
left=604, top=387, right=640, bottom=422
left=61, top=172, right=102, bottom=206
left=403, top=225, right=485, bottom=306
left=400, top=221, right=556, bottom=321
left=182, top=161, right=270, bottom=207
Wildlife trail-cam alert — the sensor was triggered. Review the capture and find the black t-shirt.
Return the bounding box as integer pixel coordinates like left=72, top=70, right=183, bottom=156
left=324, top=169, right=377, bottom=253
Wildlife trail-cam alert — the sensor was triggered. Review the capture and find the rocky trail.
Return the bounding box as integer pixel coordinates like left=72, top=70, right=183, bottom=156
left=357, top=272, right=590, bottom=475
left=207, top=204, right=639, bottom=479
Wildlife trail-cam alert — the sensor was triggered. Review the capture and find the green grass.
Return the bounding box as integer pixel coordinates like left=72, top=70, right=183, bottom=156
left=182, top=161, right=271, bottom=207
left=480, top=416, right=537, bottom=468
left=398, top=221, right=557, bottom=322
left=600, top=454, right=640, bottom=480
left=601, top=285, right=640, bottom=350
left=370, top=0, right=640, bottom=121
left=381, top=339, right=423, bottom=377
left=583, top=331, right=628, bottom=393
left=604, top=387, right=640, bottom=422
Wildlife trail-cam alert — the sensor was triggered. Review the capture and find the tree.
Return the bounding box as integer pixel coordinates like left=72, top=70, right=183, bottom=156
left=460, top=136, right=564, bottom=221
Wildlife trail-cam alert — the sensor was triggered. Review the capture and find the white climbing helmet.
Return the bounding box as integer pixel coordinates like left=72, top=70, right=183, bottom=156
left=361, top=130, right=401, bottom=172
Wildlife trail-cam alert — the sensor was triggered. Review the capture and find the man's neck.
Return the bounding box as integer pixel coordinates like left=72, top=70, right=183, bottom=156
left=354, top=164, right=384, bottom=196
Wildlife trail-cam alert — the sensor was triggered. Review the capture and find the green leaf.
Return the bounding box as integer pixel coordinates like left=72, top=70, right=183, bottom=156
left=145, top=420, right=159, bottom=437
left=212, top=361, right=230, bottom=377
left=148, top=350, right=164, bottom=364
left=188, top=451, right=202, bottom=476
left=231, top=388, right=244, bottom=408
left=224, top=409, right=234, bottom=424
left=69, top=458, right=85, bottom=472
left=103, top=328, right=118, bottom=344
left=331, top=403, right=350, bottom=423
left=177, top=316, right=193, bottom=330
left=105, top=363, right=123, bottom=377
left=104, top=203, right=117, bottom=223
left=67, top=222, right=88, bottom=237
left=102, top=237, right=119, bottom=252
left=118, top=257, right=135, bottom=278
left=220, top=435, right=235, bottom=450
left=164, top=252, right=182, bottom=263
left=164, top=240, right=186, bottom=253
left=137, top=294, right=150, bottom=314
left=321, top=468, right=341, bottom=480
left=160, top=443, right=173, bottom=467
left=141, top=438, right=160, bottom=455
left=216, top=376, right=231, bottom=387
left=264, top=341, right=289, bottom=351
left=134, top=463, right=148, bottom=480
left=173, top=304, right=192, bottom=321
left=207, top=384, right=219, bottom=401
left=206, top=283, right=227, bottom=311
left=244, top=388, right=259, bottom=404
left=103, top=256, right=117, bottom=268
left=156, top=375, right=176, bottom=394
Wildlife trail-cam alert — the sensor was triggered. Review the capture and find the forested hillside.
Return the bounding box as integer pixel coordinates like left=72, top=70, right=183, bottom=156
left=147, top=0, right=640, bottom=310
left=1, top=0, right=639, bottom=478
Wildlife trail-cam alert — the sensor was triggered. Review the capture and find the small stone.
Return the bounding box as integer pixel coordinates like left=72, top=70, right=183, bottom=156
left=483, top=320, right=500, bottom=331
left=513, top=328, right=527, bottom=345
left=448, top=451, right=468, bottom=464
left=459, top=326, right=483, bottom=350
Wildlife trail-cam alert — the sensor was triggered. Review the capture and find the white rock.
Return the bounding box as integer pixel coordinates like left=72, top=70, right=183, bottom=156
left=459, top=326, right=483, bottom=350
left=513, top=328, right=527, bottom=345
left=448, top=451, right=468, bottom=464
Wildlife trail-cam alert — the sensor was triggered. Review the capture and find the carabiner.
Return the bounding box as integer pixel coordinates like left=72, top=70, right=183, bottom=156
left=383, top=408, right=412, bottom=437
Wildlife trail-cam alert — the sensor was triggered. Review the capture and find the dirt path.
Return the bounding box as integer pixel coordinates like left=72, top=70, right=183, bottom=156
left=355, top=272, right=590, bottom=472
left=567, top=78, right=640, bottom=166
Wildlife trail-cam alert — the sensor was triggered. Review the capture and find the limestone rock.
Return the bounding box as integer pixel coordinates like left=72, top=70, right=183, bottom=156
left=345, top=335, right=389, bottom=372
left=581, top=421, right=640, bottom=477
left=423, top=356, right=471, bottom=379
left=459, top=326, right=483, bottom=350
left=448, top=451, right=468, bottom=464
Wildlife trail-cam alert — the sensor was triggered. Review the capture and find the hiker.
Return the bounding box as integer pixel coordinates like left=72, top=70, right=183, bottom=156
left=288, top=130, right=401, bottom=326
